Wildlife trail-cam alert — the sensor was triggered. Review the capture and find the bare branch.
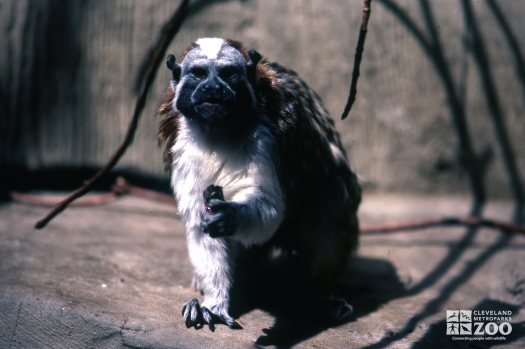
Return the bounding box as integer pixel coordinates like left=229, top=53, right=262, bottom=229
left=361, top=216, right=525, bottom=235
left=341, top=0, right=373, bottom=119
left=34, top=0, right=190, bottom=229
left=12, top=177, right=176, bottom=208
left=11, top=191, right=117, bottom=207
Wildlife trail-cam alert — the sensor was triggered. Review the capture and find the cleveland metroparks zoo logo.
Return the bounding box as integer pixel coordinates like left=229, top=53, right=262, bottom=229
left=446, top=309, right=513, bottom=341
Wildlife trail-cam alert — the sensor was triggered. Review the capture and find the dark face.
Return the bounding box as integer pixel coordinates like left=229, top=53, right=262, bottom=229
left=175, top=41, right=257, bottom=139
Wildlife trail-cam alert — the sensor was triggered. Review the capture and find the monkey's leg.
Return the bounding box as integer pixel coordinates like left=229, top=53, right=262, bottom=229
left=305, top=258, right=354, bottom=324
left=297, top=212, right=357, bottom=324
left=182, top=233, right=241, bottom=330
left=191, top=274, right=204, bottom=295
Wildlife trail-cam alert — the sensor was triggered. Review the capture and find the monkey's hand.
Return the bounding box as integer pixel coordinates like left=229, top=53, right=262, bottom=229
left=201, top=185, right=239, bottom=238
left=203, top=184, right=224, bottom=204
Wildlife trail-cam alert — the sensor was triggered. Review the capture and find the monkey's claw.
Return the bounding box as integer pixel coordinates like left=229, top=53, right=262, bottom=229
left=182, top=298, right=242, bottom=331
left=203, top=185, right=225, bottom=206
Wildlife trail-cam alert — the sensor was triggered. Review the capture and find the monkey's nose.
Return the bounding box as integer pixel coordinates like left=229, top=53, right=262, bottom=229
left=202, top=83, right=223, bottom=93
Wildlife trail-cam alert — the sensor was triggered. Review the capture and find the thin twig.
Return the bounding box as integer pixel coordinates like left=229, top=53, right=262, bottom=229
left=11, top=191, right=118, bottom=207
left=28, top=174, right=525, bottom=235
left=341, top=0, right=372, bottom=119
left=361, top=216, right=525, bottom=235
left=112, top=177, right=177, bottom=205
left=12, top=177, right=177, bottom=207
left=34, top=0, right=190, bottom=229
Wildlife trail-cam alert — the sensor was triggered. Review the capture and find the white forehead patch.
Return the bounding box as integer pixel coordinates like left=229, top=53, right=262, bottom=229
left=196, top=37, right=226, bottom=59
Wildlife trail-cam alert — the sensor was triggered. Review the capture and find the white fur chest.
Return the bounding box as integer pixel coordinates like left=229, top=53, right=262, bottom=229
left=170, top=130, right=273, bottom=231
left=171, top=141, right=226, bottom=230
left=169, top=115, right=285, bottom=248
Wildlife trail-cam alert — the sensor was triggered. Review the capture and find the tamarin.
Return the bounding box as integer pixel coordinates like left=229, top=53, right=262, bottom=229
left=157, top=38, right=361, bottom=330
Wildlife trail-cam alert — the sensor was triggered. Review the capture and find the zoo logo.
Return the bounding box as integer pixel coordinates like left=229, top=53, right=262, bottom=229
left=446, top=310, right=472, bottom=335
left=446, top=310, right=513, bottom=337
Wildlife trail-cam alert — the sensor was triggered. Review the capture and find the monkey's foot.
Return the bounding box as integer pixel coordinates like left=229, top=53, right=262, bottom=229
left=182, top=298, right=242, bottom=331
left=316, top=297, right=354, bottom=324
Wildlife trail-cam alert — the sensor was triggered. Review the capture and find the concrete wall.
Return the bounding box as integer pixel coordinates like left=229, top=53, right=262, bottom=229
left=1, top=0, right=524, bottom=198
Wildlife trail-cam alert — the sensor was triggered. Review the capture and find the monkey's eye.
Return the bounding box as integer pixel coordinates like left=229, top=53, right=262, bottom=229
left=219, top=66, right=240, bottom=80
left=190, top=66, right=208, bottom=80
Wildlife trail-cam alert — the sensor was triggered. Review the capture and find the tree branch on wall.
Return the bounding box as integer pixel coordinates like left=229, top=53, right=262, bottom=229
left=461, top=0, right=524, bottom=223
left=378, top=0, right=489, bottom=216
left=35, top=0, right=190, bottom=229
left=32, top=0, right=525, bottom=237
left=486, top=0, right=525, bottom=107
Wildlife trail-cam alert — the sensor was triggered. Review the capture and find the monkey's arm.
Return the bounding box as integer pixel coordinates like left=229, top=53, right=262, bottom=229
left=202, top=193, right=284, bottom=243
left=201, top=160, right=285, bottom=246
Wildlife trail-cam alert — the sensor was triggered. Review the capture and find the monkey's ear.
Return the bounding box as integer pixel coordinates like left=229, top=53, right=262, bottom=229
left=166, top=54, right=181, bottom=83
left=246, top=49, right=262, bottom=83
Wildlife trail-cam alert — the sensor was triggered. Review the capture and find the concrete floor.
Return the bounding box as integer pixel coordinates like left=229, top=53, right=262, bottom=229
left=0, top=193, right=524, bottom=348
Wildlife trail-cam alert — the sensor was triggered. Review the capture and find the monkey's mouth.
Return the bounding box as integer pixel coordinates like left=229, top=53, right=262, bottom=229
left=199, top=102, right=222, bottom=107
left=195, top=100, right=230, bottom=120
left=197, top=101, right=226, bottom=111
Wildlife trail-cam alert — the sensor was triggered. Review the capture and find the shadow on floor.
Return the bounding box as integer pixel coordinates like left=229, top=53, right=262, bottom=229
left=229, top=255, right=405, bottom=348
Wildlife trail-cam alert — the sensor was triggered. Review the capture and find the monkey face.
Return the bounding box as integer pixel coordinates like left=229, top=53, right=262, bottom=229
left=174, top=40, right=257, bottom=136
left=182, top=61, right=242, bottom=120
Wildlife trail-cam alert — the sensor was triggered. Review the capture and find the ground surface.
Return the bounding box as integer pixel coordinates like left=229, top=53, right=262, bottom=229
left=0, top=193, right=524, bottom=348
